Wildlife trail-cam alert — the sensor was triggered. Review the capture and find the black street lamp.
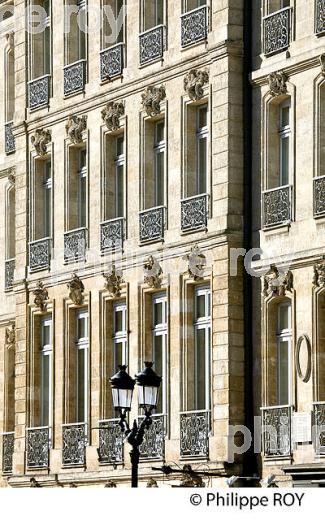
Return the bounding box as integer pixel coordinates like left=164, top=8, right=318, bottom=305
left=110, top=362, right=162, bottom=488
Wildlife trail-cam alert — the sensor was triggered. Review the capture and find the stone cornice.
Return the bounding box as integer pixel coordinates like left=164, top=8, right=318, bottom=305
left=0, top=166, right=15, bottom=180
left=250, top=55, right=321, bottom=87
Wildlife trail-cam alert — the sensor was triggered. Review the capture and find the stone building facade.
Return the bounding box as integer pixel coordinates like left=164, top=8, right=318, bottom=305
left=0, top=0, right=247, bottom=487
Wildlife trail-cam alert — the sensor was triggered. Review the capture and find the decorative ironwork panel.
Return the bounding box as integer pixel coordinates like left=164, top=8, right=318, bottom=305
left=181, top=6, right=208, bottom=47
left=139, top=25, right=164, bottom=65
left=98, top=420, right=123, bottom=464
left=100, top=43, right=124, bottom=81
left=263, top=186, right=292, bottom=228
left=100, top=218, right=124, bottom=253
left=5, top=122, right=15, bottom=154
left=64, top=228, right=87, bottom=263
left=262, top=406, right=292, bottom=457
left=62, top=423, right=87, bottom=466
left=29, top=238, right=51, bottom=272
left=139, top=206, right=165, bottom=243
left=139, top=415, right=165, bottom=460
left=313, top=402, right=325, bottom=455
left=5, top=259, right=15, bottom=291
left=314, top=176, right=325, bottom=217
left=180, top=411, right=209, bottom=458
left=2, top=432, right=14, bottom=474
left=26, top=427, right=50, bottom=469
left=28, top=75, right=51, bottom=110
left=181, top=194, right=208, bottom=232
left=316, top=0, right=325, bottom=34
left=263, top=7, right=291, bottom=56
left=64, top=60, right=86, bottom=96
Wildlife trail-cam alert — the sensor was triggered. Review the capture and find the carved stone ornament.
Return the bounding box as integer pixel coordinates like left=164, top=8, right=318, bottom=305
left=320, top=54, right=325, bottom=76
left=104, top=480, right=117, bottom=488
left=33, top=281, right=49, bottom=312
left=144, top=255, right=163, bottom=289
left=101, top=101, right=125, bottom=131
left=146, top=478, right=158, bottom=488
left=31, top=128, right=52, bottom=156
left=263, top=265, right=293, bottom=297
left=179, top=465, right=205, bottom=488
left=183, top=244, right=207, bottom=281
left=141, top=85, right=166, bottom=117
left=103, top=264, right=123, bottom=298
left=268, top=71, right=288, bottom=97
left=67, top=273, right=85, bottom=306
left=184, top=69, right=209, bottom=101
left=5, top=323, right=15, bottom=350
left=65, top=115, right=87, bottom=144
left=8, top=172, right=15, bottom=185
left=313, top=262, right=325, bottom=288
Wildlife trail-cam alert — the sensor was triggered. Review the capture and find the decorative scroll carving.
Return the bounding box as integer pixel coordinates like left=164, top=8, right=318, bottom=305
left=263, top=185, right=292, bottom=227
left=263, top=265, right=293, bottom=297
left=263, top=7, right=291, bottom=56
left=5, top=122, right=15, bottom=154
left=139, top=414, right=165, bottom=459
left=28, top=75, right=50, bottom=110
left=100, top=43, right=124, bottom=81
left=98, top=419, right=123, bottom=465
left=184, top=69, right=209, bottom=101
left=31, top=128, right=51, bottom=156
left=33, top=281, right=49, bottom=312
left=139, top=206, right=165, bottom=242
left=314, top=176, right=325, bottom=216
left=2, top=432, right=14, bottom=474
left=320, top=53, right=325, bottom=76
left=181, top=194, right=208, bottom=231
left=64, top=228, right=87, bottom=262
left=66, top=115, right=87, bottom=144
left=63, top=60, right=86, bottom=96
left=183, top=244, right=206, bottom=280
left=268, top=71, right=288, bottom=97
left=5, top=323, right=15, bottom=350
left=262, top=406, right=292, bottom=457
left=180, top=411, right=209, bottom=458
left=181, top=5, right=208, bottom=47
left=144, top=256, right=163, bottom=289
left=313, top=262, right=325, bottom=288
left=316, top=0, right=325, bottom=35
left=141, top=86, right=166, bottom=117
left=179, top=465, right=205, bottom=488
left=29, top=238, right=51, bottom=272
left=62, top=423, right=86, bottom=466
left=67, top=273, right=84, bottom=306
left=100, top=218, right=124, bottom=252
left=103, top=264, right=123, bottom=298
left=313, top=402, right=325, bottom=456
left=101, top=101, right=125, bottom=131
left=139, top=25, right=164, bottom=65
left=26, top=427, right=50, bottom=469
left=5, top=259, right=15, bottom=291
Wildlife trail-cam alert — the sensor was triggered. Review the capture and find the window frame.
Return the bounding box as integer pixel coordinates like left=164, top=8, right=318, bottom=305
left=154, top=120, right=165, bottom=208
left=279, top=100, right=291, bottom=187
left=75, top=309, right=89, bottom=424
left=77, top=148, right=87, bottom=229
left=40, top=316, right=53, bottom=428
left=194, top=285, right=211, bottom=411
left=152, top=293, right=167, bottom=415
left=112, top=301, right=127, bottom=370
left=276, top=302, right=292, bottom=406
left=196, top=105, right=208, bottom=195
left=28, top=0, right=52, bottom=81
left=43, top=159, right=52, bottom=238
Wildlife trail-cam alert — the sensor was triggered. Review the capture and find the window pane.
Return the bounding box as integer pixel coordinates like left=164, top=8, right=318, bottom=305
left=280, top=136, right=289, bottom=186
left=198, top=136, right=207, bottom=193
left=77, top=348, right=85, bottom=422
left=278, top=340, right=289, bottom=405
left=196, top=294, right=206, bottom=319
left=44, top=25, right=51, bottom=75
left=154, top=301, right=164, bottom=326
left=77, top=315, right=87, bottom=340
left=281, top=106, right=289, bottom=128
left=278, top=304, right=290, bottom=331
left=115, top=309, right=124, bottom=333
left=116, top=135, right=124, bottom=156
left=153, top=335, right=163, bottom=413
left=79, top=176, right=87, bottom=228
left=42, top=324, right=51, bottom=346
left=115, top=164, right=124, bottom=218
left=41, top=354, right=50, bottom=426
left=155, top=152, right=164, bottom=206
left=196, top=328, right=206, bottom=410
left=156, top=121, right=164, bottom=144
left=198, top=106, right=207, bottom=129
left=156, top=0, right=164, bottom=25
left=114, top=341, right=123, bottom=369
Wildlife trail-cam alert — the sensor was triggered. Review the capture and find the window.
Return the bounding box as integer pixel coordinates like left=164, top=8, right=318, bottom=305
left=194, top=286, right=211, bottom=411
left=185, top=104, right=208, bottom=198
left=102, top=0, right=126, bottom=48
left=279, top=101, right=290, bottom=186
left=29, top=0, right=51, bottom=80
left=144, top=120, right=165, bottom=210
left=112, top=302, right=127, bottom=370
left=4, top=34, right=15, bottom=124
left=185, top=0, right=206, bottom=12
left=142, top=0, right=164, bottom=31
left=78, top=149, right=87, bottom=228
left=104, top=135, right=125, bottom=221
left=75, top=310, right=89, bottom=423
left=33, top=159, right=52, bottom=241
left=67, top=147, right=88, bottom=231
left=267, top=0, right=290, bottom=14
left=196, top=106, right=208, bottom=194
left=6, top=185, right=15, bottom=261
left=40, top=317, right=53, bottom=427
left=152, top=294, right=167, bottom=414
left=65, top=0, right=87, bottom=64
left=276, top=302, right=292, bottom=406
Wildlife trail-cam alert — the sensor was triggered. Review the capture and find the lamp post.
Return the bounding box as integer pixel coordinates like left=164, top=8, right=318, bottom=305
left=110, top=362, right=162, bottom=488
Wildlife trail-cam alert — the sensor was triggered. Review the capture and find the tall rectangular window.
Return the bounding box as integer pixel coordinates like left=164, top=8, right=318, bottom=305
left=154, top=121, right=165, bottom=207
left=65, top=0, right=87, bottom=64
left=112, top=302, right=127, bottom=370
left=185, top=0, right=206, bottom=12
left=194, top=286, right=211, bottom=411
left=76, top=310, right=89, bottom=423
left=277, top=302, right=292, bottom=406
left=152, top=294, right=167, bottom=414
left=144, top=119, right=165, bottom=210
left=197, top=106, right=208, bottom=194
left=142, top=0, right=164, bottom=30
left=78, top=149, right=87, bottom=229
left=40, top=317, right=53, bottom=427
left=29, top=0, right=51, bottom=79
left=185, top=104, right=209, bottom=198
left=279, top=101, right=290, bottom=186
left=102, top=0, right=125, bottom=47
left=43, top=160, right=52, bottom=238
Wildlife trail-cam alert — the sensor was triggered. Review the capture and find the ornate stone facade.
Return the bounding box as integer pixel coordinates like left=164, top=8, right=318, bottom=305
left=101, top=101, right=125, bottom=132
left=33, top=282, right=49, bottom=312
left=141, top=86, right=166, bottom=117
left=143, top=256, right=163, bottom=289
left=184, top=69, right=209, bottom=101
left=65, top=115, right=87, bottom=144
left=268, top=71, right=288, bottom=97
left=103, top=264, right=123, bottom=298
left=31, top=129, right=51, bottom=156
left=67, top=274, right=84, bottom=306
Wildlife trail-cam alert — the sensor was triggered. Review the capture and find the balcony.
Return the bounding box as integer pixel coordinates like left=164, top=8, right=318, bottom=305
left=4, top=121, right=15, bottom=154
left=139, top=25, right=165, bottom=66
left=313, top=402, right=325, bottom=456
left=100, top=217, right=125, bottom=254
left=314, top=176, right=325, bottom=217
left=98, top=419, right=124, bottom=464
left=2, top=432, right=14, bottom=474
left=29, top=238, right=51, bottom=272
left=180, top=410, right=210, bottom=459
left=263, top=7, right=292, bottom=56
left=315, top=0, right=325, bottom=35
left=139, top=206, right=165, bottom=243
left=62, top=422, right=87, bottom=466
left=261, top=405, right=293, bottom=458
left=100, top=43, right=124, bottom=81
left=181, top=193, right=209, bottom=232
left=5, top=258, right=15, bottom=292
left=139, top=414, right=165, bottom=460
left=262, top=185, right=292, bottom=228
left=64, top=227, right=87, bottom=263
left=28, top=74, right=51, bottom=110
left=26, top=427, right=50, bottom=469
left=181, top=5, right=208, bottom=48
left=63, top=59, right=87, bottom=97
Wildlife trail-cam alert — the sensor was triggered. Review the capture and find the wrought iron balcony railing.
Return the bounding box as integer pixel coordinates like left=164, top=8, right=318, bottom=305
left=29, top=238, right=51, bottom=272
left=313, top=402, right=325, bottom=456
left=262, top=185, right=292, bottom=228
left=62, top=422, right=87, bottom=466
left=5, top=121, right=15, bottom=154
left=5, top=258, right=15, bottom=292
left=315, top=0, right=325, bottom=35
left=100, top=217, right=125, bottom=253
left=263, top=7, right=292, bottom=56
left=181, top=5, right=208, bottom=47
left=314, top=176, right=325, bottom=217
left=139, top=25, right=165, bottom=65
left=2, top=432, right=14, bottom=474
left=261, top=405, right=293, bottom=458
left=63, top=59, right=87, bottom=97
left=139, top=206, right=165, bottom=243
left=64, top=227, right=87, bottom=263
left=26, top=426, right=50, bottom=469
left=181, top=193, right=209, bottom=232
left=100, top=43, right=124, bottom=81
left=139, top=414, right=165, bottom=460
left=98, top=419, right=124, bottom=464
left=28, top=74, right=51, bottom=110
left=180, top=410, right=210, bottom=459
